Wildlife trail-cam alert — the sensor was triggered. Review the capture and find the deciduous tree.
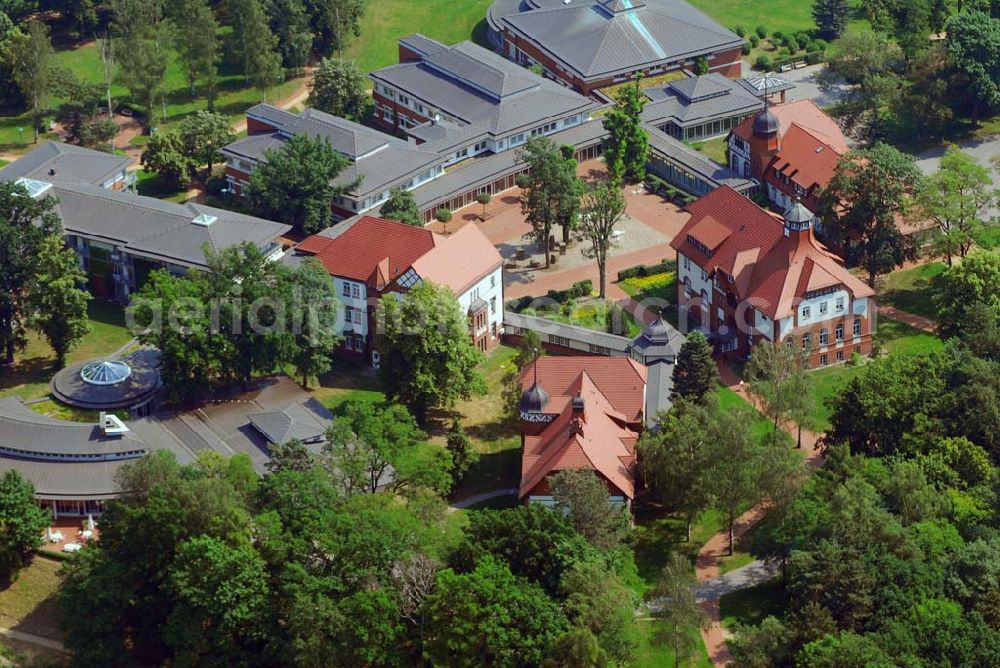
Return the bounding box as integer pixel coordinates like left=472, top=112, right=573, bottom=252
left=379, top=187, right=423, bottom=227
left=550, top=469, right=630, bottom=549
left=0, top=470, right=47, bottom=578
left=245, top=133, right=356, bottom=235
left=169, top=0, right=220, bottom=101
left=231, top=0, right=284, bottom=98
left=934, top=251, right=1000, bottom=339
left=177, top=110, right=235, bottom=174
left=578, top=179, right=626, bottom=299
left=915, top=145, right=997, bottom=265
left=602, top=75, right=648, bottom=183
left=27, top=235, right=90, bottom=369
left=423, top=557, right=569, bottom=667
left=141, top=131, right=195, bottom=189
left=308, top=57, right=367, bottom=120
left=377, top=281, right=486, bottom=425
left=264, top=0, right=312, bottom=69
left=0, top=181, right=61, bottom=365
left=819, top=143, right=923, bottom=286
left=651, top=553, right=705, bottom=668
left=518, top=137, right=582, bottom=266
left=112, top=0, right=169, bottom=131
left=6, top=20, right=54, bottom=143
left=946, top=11, right=1000, bottom=123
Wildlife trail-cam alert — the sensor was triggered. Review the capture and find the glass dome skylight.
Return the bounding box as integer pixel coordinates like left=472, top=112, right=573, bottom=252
left=80, top=360, right=132, bottom=386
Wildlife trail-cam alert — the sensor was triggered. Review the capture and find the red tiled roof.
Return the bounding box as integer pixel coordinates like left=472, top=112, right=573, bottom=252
left=671, top=187, right=874, bottom=319
left=297, top=216, right=436, bottom=283
left=520, top=357, right=647, bottom=421
left=731, top=100, right=849, bottom=153
left=764, top=124, right=843, bottom=195
left=519, top=364, right=645, bottom=500
left=412, top=223, right=503, bottom=295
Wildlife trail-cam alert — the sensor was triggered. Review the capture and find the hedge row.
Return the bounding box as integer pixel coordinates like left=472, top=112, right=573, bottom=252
left=646, top=176, right=697, bottom=206
left=617, top=259, right=676, bottom=282
left=506, top=279, right=593, bottom=313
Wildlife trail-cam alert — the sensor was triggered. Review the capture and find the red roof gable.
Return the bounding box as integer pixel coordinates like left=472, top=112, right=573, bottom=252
left=297, top=215, right=437, bottom=283
left=519, top=361, right=646, bottom=500
left=671, top=187, right=874, bottom=319
left=731, top=99, right=849, bottom=153
left=764, top=123, right=843, bottom=194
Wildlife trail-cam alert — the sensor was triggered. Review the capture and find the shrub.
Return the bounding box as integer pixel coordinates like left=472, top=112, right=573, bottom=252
left=796, top=31, right=812, bottom=46
left=734, top=25, right=746, bottom=37
left=617, top=259, right=677, bottom=281
left=572, top=279, right=593, bottom=297
left=749, top=34, right=760, bottom=47
left=756, top=55, right=772, bottom=71
left=785, top=37, right=799, bottom=52
left=694, top=56, right=709, bottom=75
left=778, top=47, right=791, bottom=57
left=741, top=43, right=752, bottom=56
left=805, top=51, right=824, bottom=65
left=772, top=31, right=786, bottom=46
left=755, top=25, right=767, bottom=39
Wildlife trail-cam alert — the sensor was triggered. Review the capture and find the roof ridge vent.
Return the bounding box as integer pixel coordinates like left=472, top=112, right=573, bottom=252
left=192, top=213, right=217, bottom=226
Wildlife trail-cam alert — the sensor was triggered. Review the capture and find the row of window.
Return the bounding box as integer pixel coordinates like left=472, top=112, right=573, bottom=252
left=801, top=297, right=846, bottom=320
left=787, top=319, right=862, bottom=349
left=820, top=347, right=861, bottom=366
left=341, top=283, right=362, bottom=299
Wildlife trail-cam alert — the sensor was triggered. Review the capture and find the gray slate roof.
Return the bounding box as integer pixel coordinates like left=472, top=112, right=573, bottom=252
left=643, top=73, right=762, bottom=128
left=0, top=397, right=147, bottom=460
left=644, top=359, right=675, bottom=425
left=646, top=126, right=756, bottom=192
left=248, top=403, right=330, bottom=445
left=30, top=182, right=290, bottom=269
left=51, top=349, right=161, bottom=411
left=412, top=117, right=608, bottom=210
left=371, top=38, right=595, bottom=140
left=0, top=141, right=132, bottom=187
left=223, top=105, right=444, bottom=199
left=494, top=0, right=744, bottom=80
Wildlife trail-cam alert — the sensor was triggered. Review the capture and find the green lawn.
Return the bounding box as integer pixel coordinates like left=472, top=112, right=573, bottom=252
left=0, top=31, right=304, bottom=155
left=0, top=556, right=64, bottom=641
left=343, top=0, right=494, bottom=74
left=879, top=262, right=946, bottom=320
left=0, top=300, right=132, bottom=402
left=690, top=137, right=728, bottom=164
left=689, top=0, right=864, bottom=36
left=719, top=578, right=788, bottom=630
left=523, top=298, right=643, bottom=339
left=310, top=356, right=386, bottom=413
left=632, top=619, right=712, bottom=668
left=135, top=170, right=192, bottom=203
left=806, top=317, right=946, bottom=431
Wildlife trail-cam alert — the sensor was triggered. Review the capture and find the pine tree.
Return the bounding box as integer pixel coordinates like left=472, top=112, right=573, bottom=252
left=671, top=330, right=718, bottom=404
left=812, top=0, right=851, bottom=39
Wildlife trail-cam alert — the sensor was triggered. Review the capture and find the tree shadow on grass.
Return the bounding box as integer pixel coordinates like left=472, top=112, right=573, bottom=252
left=0, top=356, right=54, bottom=395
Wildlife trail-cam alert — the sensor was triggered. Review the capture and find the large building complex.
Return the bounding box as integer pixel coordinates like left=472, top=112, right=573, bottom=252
left=291, top=215, right=504, bottom=365
left=487, top=0, right=745, bottom=94
left=671, top=186, right=876, bottom=367
left=371, top=35, right=596, bottom=159
left=0, top=145, right=290, bottom=302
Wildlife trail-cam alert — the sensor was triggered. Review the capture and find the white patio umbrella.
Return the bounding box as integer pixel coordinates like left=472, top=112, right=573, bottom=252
left=86, top=514, right=95, bottom=532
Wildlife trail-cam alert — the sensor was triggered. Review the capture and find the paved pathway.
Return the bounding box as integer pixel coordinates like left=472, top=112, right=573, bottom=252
left=447, top=488, right=517, bottom=513
left=695, top=363, right=825, bottom=666
left=878, top=305, right=938, bottom=334
left=0, top=627, right=68, bottom=654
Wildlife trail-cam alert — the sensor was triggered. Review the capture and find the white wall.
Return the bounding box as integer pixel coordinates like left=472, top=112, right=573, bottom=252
left=676, top=251, right=713, bottom=306
left=454, top=266, right=504, bottom=339
left=794, top=289, right=851, bottom=328
left=335, top=277, right=369, bottom=336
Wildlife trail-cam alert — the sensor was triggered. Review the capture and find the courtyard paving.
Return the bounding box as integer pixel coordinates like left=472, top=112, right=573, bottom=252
left=428, top=158, right=690, bottom=301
